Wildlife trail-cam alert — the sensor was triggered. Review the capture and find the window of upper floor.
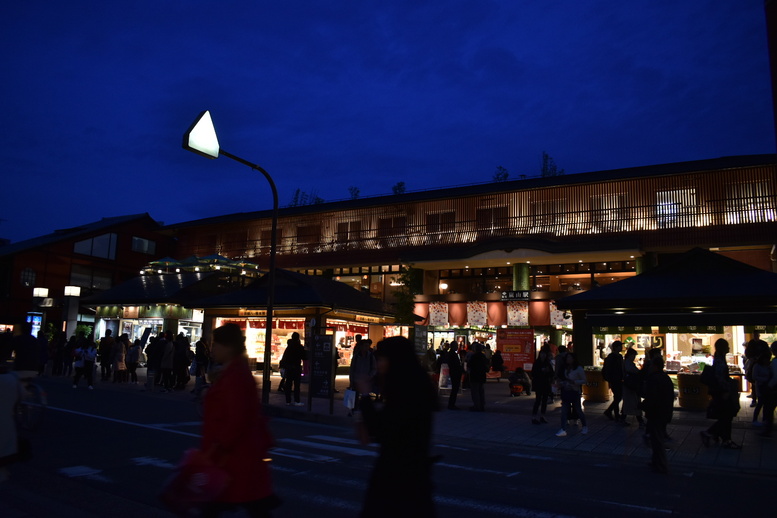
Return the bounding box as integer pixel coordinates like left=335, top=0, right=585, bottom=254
left=70, top=264, right=113, bottom=291
left=73, top=233, right=117, bottom=260
left=426, top=211, right=455, bottom=234
left=336, top=221, right=363, bottom=243
left=131, top=236, right=156, bottom=255
left=656, top=188, right=696, bottom=228
left=725, top=181, right=775, bottom=224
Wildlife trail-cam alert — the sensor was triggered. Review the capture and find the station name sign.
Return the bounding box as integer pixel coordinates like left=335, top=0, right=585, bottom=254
left=500, top=290, right=530, bottom=301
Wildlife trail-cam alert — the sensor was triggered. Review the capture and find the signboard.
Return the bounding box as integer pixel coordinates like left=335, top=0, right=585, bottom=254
left=496, top=328, right=535, bottom=371
left=594, top=325, right=653, bottom=335
left=658, top=325, right=724, bottom=334
left=500, top=290, right=530, bottom=301
left=414, top=325, right=429, bottom=354
left=310, top=334, right=334, bottom=399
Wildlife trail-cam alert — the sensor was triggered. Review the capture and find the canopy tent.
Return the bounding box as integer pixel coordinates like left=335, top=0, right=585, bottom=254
left=556, top=248, right=777, bottom=364
left=195, top=269, right=393, bottom=319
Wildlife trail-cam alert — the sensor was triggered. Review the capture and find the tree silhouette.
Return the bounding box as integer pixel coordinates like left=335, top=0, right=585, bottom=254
left=540, top=152, right=565, bottom=177
left=493, top=166, right=509, bottom=182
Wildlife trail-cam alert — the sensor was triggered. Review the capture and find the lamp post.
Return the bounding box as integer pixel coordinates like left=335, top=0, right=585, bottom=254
left=183, top=110, right=278, bottom=405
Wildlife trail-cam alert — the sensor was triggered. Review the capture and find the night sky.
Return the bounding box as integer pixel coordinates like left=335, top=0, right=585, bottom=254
left=2, top=1, right=774, bottom=244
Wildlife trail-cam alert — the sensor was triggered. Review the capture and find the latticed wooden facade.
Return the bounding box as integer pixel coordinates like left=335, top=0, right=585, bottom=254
left=167, top=155, right=776, bottom=271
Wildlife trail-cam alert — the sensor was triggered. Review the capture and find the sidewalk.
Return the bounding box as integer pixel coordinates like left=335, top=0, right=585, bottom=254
left=263, top=372, right=777, bottom=476
left=31, top=368, right=777, bottom=476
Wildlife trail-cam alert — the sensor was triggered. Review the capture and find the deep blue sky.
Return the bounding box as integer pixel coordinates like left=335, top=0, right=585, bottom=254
left=2, top=1, right=774, bottom=244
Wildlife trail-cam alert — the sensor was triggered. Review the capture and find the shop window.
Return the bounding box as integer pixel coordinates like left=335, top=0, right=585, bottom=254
left=20, top=267, right=36, bottom=287
left=656, top=188, right=697, bottom=228
left=74, top=233, right=117, bottom=260
left=725, top=182, right=775, bottom=224
left=131, top=236, right=156, bottom=255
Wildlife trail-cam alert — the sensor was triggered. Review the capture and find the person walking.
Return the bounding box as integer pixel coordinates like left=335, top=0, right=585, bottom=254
left=349, top=337, right=377, bottom=411
left=355, top=336, right=438, bottom=518
left=198, top=323, right=279, bottom=517
left=112, top=333, right=128, bottom=383
left=700, top=338, right=741, bottom=449
left=279, top=332, right=306, bottom=406
left=642, top=355, right=675, bottom=474
left=126, top=339, right=141, bottom=384
left=531, top=346, right=554, bottom=424
left=445, top=342, right=463, bottom=410
left=98, top=329, right=115, bottom=382
left=756, top=341, right=777, bottom=437
left=160, top=332, right=176, bottom=392
left=194, top=339, right=211, bottom=393
left=467, top=342, right=489, bottom=412
left=144, top=334, right=163, bottom=392
left=602, top=340, right=625, bottom=423
left=555, top=352, right=588, bottom=437
left=621, top=347, right=645, bottom=426
left=72, top=334, right=97, bottom=389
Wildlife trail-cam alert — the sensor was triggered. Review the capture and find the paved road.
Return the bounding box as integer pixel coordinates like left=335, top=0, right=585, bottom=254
left=2, top=376, right=773, bottom=517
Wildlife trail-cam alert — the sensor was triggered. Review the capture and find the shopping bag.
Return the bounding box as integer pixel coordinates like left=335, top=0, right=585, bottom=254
left=438, top=364, right=451, bottom=389
left=343, top=388, right=356, bottom=410
left=159, top=448, right=229, bottom=516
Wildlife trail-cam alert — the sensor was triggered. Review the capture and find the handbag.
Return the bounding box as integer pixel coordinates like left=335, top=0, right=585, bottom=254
left=343, top=388, right=356, bottom=410
left=159, top=448, right=229, bottom=516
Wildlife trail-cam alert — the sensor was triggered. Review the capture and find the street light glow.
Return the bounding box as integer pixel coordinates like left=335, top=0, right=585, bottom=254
left=183, top=110, right=220, bottom=159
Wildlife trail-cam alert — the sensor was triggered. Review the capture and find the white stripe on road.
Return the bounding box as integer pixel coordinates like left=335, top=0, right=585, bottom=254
left=436, top=496, right=577, bottom=517
left=46, top=406, right=202, bottom=438
left=595, top=500, right=672, bottom=514
left=306, top=435, right=373, bottom=447
left=270, top=447, right=339, bottom=463
left=508, top=452, right=554, bottom=461
left=277, top=438, right=378, bottom=457
left=131, top=457, right=177, bottom=469
left=436, top=462, right=520, bottom=478
left=434, top=444, right=469, bottom=451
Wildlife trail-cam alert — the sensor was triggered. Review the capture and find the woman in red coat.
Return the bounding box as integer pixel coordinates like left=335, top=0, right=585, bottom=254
left=200, top=323, right=279, bottom=517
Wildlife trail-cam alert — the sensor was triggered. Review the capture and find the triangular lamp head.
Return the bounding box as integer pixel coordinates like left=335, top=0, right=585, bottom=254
left=183, top=110, right=220, bottom=159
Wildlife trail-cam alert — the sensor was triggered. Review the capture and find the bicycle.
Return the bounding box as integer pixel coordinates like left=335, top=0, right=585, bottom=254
left=16, top=375, right=47, bottom=431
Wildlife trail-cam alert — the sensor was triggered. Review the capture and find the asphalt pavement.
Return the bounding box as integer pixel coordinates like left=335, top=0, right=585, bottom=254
left=2, top=367, right=775, bottom=517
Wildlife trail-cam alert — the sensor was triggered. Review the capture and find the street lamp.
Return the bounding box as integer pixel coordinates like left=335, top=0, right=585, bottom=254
left=183, top=110, right=278, bottom=405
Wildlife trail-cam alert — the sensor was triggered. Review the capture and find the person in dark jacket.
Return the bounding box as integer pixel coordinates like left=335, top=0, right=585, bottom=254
left=98, top=329, right=115, bottom=381
left=467, top=342, right=490, bottom=412
left=279, top=332, right=306, bottom=406
left=531, top=346, right=554, bottom=424
left=602, top=340, right=625, bottom=422
left=445, top=343, right=463, bottom=410
left=144, top=334, right=163, bottom=392
left=355, top=337, right=437, bottom=518
left=700, top=339, right=741, bottom=449
left=641, top=355, right=675, bottom=474
left=11, top=322, right=39, bottom=378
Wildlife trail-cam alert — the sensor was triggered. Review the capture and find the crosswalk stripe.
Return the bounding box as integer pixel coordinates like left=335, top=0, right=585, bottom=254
left=277, top=438, right=377, bottom=457
left=270, top=447, right=339, bottom=463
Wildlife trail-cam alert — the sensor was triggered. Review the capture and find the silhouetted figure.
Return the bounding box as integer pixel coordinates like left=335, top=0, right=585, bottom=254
left=355, top=337, right=438, bottom=518
left=279, top=332, right=305, bottom=406
left=700, top=339, right=741, bottom=449
left=642, top=355, right=674, bottom=474
left=199, top=323, right=279, bottom=517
